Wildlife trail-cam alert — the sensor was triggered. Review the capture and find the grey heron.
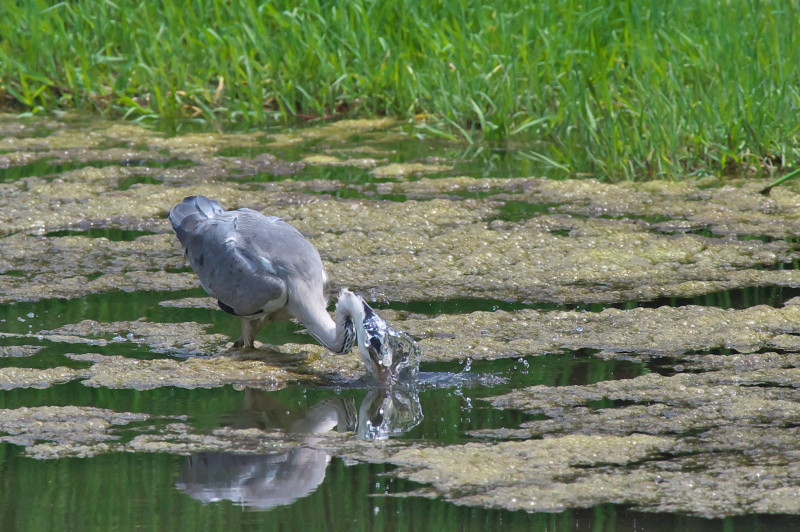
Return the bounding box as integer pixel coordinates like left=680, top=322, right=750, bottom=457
left=169, top=195, right=418, bottom=382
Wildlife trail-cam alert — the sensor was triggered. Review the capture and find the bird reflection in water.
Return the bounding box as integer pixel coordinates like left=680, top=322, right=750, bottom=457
left=175, top=387, right=422, bottom=510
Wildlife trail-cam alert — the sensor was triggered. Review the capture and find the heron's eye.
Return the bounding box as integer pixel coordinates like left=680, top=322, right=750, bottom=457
left=369, top=336, right=382, bottom=352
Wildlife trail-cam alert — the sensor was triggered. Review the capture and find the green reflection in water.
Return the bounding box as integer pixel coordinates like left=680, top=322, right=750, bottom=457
left=118, top=175, right=163, bottom=190
left=405, top=353, right=648, bottom=445
left=0, top=442, right=796, bottom=531
left=0, top=158, right=193, bottom=182
left=0, top=289, right=309, bottom=346
left=43, top=228, right=157, bottom=241
left=493, top=201, right=560, bottom=222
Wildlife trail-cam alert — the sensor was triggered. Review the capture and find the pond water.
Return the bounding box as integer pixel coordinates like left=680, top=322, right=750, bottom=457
left=1, top=114, right=800, bottom=530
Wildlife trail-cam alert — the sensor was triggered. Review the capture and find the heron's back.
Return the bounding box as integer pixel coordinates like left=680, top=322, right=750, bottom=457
left=169, top=195, right=329, bottom=319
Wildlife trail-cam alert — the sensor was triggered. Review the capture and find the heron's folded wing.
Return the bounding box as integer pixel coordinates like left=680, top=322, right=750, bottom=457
left=180, top=213, right=288, bottom=316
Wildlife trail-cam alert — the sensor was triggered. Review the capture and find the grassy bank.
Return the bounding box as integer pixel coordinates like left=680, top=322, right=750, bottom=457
left=1, top=0, right=799, bottom=180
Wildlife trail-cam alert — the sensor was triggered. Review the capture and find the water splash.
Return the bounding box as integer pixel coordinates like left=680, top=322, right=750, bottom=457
left=359, top=298, right=421, bottom=385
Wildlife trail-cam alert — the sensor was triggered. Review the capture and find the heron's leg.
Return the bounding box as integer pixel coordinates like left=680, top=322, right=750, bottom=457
left=234, top=315, right=270, bottom=348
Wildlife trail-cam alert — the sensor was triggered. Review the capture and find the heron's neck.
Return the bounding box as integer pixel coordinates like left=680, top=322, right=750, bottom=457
left=305, top=289, right=364, bottom=354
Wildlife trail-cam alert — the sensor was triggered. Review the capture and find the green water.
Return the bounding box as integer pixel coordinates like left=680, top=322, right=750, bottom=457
left=0, top=289, right=796, bottom=530
left=2, top=444, right=795, bottom=532
left=0, top=157, right=193, bottom=183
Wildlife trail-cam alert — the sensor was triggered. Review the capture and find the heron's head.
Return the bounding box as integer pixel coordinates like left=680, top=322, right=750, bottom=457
left=337, top=290, right=420, bottom=385
left=358, top=299, right=394, bottom=382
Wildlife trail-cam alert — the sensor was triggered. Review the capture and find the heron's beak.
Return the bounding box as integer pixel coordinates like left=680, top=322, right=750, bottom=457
left=365, top=335, right=393, bottom=383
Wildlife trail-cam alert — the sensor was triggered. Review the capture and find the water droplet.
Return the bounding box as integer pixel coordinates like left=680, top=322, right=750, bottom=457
left=576, top=325, right=584, bottom=333
left=26, top=312, right=35, bottom=318
left=16, top=317, right=25, bottom=323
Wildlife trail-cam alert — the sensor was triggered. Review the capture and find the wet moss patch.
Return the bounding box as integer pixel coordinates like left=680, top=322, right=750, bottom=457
left=0, top=366, right=78, bottom=389
left=42, top=319, right=230, bottom=356
left=456, top=363, right=800, bottom=517
left=0, top=405, right=149, bottom=459
left=0, top=345, right=44, bottom=358
left=397, top=303, right=800, bottom=362
left=65, top=353, right=311, bottom=391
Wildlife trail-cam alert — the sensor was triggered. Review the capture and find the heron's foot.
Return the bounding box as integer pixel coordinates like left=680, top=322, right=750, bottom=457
left=232, top=337, right=247, bottom=349
left=230, top=338, right=260, bottom=352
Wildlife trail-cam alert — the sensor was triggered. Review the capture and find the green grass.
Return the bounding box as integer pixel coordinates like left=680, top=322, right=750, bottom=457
left=1, top=0, right=799, bottom=181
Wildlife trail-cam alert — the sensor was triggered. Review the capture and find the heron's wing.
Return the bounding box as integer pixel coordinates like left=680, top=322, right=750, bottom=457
left=170, top=201, right=288, bottom=316
left=238, top=210, right=333, bottom=325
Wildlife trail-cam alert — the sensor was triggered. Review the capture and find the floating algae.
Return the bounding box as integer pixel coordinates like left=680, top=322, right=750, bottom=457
left=43, top=319, right=229, bottom=355
left=389, top=302, right=800, bottom=363
left=3, top=154, right=800, bottom=306
left=369, top=162, right=453, bottom=178
left=0, top=366, right=78, bottom=389
left=4, top=116, right=800, bottom=524
left=0, top=345, right=44, bottom=358
left=448, top=365, right=800, bottom=517
left=65, top=353, right=310, bottom=390
left=380, top=434, right=675, bottom=513
left=0, top=405, right=149, bottom=459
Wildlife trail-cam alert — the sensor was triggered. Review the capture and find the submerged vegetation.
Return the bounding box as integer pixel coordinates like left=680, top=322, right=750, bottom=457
left=2, top=0, right=800, bottom=180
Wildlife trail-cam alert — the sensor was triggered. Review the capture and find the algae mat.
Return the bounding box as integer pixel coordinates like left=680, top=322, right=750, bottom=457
left=1, top=114, right=800, bottom=526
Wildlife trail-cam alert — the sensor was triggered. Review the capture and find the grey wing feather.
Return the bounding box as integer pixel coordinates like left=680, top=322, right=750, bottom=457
left=169, top=197, right=288, bottom=316
left=237, top=209, right=331, bottom=327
